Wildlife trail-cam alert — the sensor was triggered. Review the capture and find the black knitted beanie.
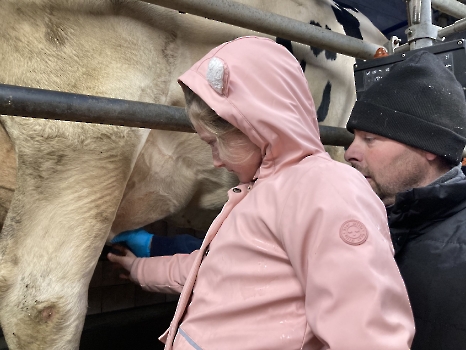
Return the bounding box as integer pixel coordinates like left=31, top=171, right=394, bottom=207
left=347, top=50, right=466, bottom=164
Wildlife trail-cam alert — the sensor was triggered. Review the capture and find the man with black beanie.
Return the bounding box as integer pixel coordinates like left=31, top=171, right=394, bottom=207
left=345, top=50, right=466, bottom=349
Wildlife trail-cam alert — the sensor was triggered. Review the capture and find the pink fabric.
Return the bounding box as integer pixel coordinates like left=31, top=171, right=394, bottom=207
left=131, top=37, right=414, bottom=349
left=131, top=251, right=199, bottom=294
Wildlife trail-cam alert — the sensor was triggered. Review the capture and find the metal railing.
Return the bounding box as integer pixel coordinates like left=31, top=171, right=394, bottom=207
left=432, top=0, right=466, bottom=19
left=0, top=84, right=354, bottom=147
left=143, top=0, right=388, bottom=60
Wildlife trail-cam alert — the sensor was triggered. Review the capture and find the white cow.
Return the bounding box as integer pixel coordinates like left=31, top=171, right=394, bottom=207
left=0, top=0, right=386, bottom=349
left=0, top=125, right=16, bottom=230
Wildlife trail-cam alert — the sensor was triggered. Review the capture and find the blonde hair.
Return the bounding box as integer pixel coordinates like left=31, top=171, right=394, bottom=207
left=182, top=84, right=260, bottom=165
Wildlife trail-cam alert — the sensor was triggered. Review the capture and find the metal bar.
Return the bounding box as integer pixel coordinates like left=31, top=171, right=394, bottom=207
left=142, top=0, right=386, bottom=60
left=413, top=0, right=423, bottom=24
left=406, top=0, right=437, bottom=49
left=407, top=0, right=413, bottom=27
left=394, top=42, right=410, bottom=53
left=0, top=84, right=354, bottom=147
left=0, top=84, right=192, bottom=132
left=432, top=0, right=466, bottom=18
left=417, top=0, right=435, bottom=48
left=438, top=17, right=466, bottom=37
left=397, top=16, right=466, bottom=51
left=319, top=125, right=354, bottom=147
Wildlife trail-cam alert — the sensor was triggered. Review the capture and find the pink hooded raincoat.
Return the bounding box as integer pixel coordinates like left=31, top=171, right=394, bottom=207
left=130, top=36, right=414, bottom=349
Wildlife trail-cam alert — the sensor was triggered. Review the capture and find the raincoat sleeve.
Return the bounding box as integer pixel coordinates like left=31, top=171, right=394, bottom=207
left=278, top=168, right=414, bottom=349
left=129, top=250, right=200, bottom=294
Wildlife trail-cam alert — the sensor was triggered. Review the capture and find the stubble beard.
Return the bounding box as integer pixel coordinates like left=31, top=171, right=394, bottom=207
left=354, top=161, right=426, bottom=207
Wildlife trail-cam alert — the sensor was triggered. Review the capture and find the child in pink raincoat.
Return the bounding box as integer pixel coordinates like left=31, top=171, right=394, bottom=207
left=108, top=36, right=414, bottom=350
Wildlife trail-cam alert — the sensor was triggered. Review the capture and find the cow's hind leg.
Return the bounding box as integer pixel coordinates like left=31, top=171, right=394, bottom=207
left=0, top=116, right=148, bottom=350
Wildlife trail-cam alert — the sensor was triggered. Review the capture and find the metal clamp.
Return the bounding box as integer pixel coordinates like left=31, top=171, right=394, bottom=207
left=406, top=22, right=439, bottom=42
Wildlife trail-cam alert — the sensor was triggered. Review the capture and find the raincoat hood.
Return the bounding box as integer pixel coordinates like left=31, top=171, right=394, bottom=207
left=178, top=36, right=325, bottom=179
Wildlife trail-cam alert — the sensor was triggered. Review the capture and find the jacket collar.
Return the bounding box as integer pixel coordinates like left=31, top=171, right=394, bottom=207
left=388, top=166, right=466, bottom=254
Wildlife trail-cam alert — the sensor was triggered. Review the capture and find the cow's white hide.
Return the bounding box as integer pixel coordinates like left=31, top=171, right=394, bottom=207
left=110, top=129, right=238, bottom=236
left=0, top=125, right=15, bottom=230
left=0, top=0, right=386, bottom=349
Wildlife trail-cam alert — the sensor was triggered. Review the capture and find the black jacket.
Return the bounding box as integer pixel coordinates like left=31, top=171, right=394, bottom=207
left=388, top=178, right=466, bottom=350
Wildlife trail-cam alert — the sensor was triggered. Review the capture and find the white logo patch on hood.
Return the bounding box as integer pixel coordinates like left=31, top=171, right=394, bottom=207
left=206, top=56, right=229, bottom=96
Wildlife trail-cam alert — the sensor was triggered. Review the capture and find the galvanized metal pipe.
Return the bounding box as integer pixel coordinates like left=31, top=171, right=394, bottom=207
left=396, top=15, right=466, bottom=52
left=142, top=0, right=386, bottom=60
left=393, top=42, right=410, bottom=53
left=319, top=125, right=354, bottom=147
left=432, top=0, right=466, bottom=18
left=438, top=17, right=466, bottom=37
left=0, top=84, right=192, bottom=132
left=412, top=0, right=423, bottom=24
left=406, top=0, right=437, bottom=50
left=419, top=0, right=435, bottom=48
left=0, top=84, right=354, bottom=147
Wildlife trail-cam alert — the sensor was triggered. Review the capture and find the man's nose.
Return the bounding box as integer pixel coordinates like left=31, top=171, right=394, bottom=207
left=344, top=142, right=359, bottom=163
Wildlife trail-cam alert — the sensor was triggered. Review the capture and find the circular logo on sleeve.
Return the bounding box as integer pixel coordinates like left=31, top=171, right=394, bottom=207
left=339, top=220, right=368, bottom=245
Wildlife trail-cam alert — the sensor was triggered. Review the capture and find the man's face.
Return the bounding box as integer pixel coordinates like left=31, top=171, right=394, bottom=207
left=344, top=130, right=432, bottom=206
